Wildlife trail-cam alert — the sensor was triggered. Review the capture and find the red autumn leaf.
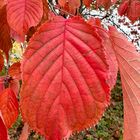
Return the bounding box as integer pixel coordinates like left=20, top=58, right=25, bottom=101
left=0, top=116, right=7, bottom=140
left=0, top=52, right=4, bottom=72
left=109, top=27, right=140, bottom=140
left=9, top=62, right=21, bottom=80
left=9, top=80, right=20, bottom=97
left=58, top=0, right=81, bottom=14
left=87, top=18, right=102, bottom=27
left=58, top=0, right=66, bottom=7
left=59, top=0, right=80, bottom=8
left=0, top=88, right=18, bottom=128
left=127, top=0, right=140, bottom=22
left=83, top=0, right=92, bottom=7
left=7, top=0, right=43, bottom=36
left=27, top=0, right=49, bottom=42
left=97, top=29, right=118, bottom=89
left=96, top=0, right=117, bottom=10
left=8, top=62, right=21, bottom=96
left=0, top=6, right=12, bottom=59
left=118, top=0, right=129, bottom=16
left=20, top=17, right=110, bottom=139
left=87, top=18, right=118, bottom=89
left=118, top=0, right=140, bottom=23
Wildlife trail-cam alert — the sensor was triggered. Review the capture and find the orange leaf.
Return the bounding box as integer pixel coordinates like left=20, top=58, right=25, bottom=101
left=9, top=62, right=21, bottom=80
left=0, top=88, right=18, bottom=128
left=109, top=27, right=140, bottom=140
left=58, top=0, right=81, bottom=14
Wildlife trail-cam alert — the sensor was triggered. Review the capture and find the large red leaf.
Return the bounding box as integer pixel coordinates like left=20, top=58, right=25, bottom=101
left=109, top=27, right=140, bottom=140
left=0, top=116, right=7, bottom=140
left=7, top=0, right=43, bottom=36
left=0, top=88, right=18, bottom=128
left=0, top=6, right=12, bottom=59
left=20, top=17, right=110, bottom=139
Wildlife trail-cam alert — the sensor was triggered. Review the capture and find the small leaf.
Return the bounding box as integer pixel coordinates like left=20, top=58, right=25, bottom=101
left=118, top=0, right=140, bottom=23
left=96, top=0, right=117, bottom=10
left=0, top=88, right=18, bottom=128
left=9, top=62, right=21, bottom=80
left=83, top=0, right=92, bottom=7
left=58, top=0, right=81, bottom=14
left=109, top=27, right=140, bottom=140
left=7, top=0, right=43, bottom=36
left=20, top=16, right=110, bottom=140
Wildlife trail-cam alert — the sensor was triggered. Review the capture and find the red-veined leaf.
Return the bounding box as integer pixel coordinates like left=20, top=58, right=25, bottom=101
left=0, top=116, right=7, bottom=140
left=0, top=88, right=18, bottom=128
left=7, top=0, right=43, bottom=36
left=109, top=27, right=140, bottom=140
left=0, top=6, right=12, bottom=59
left=27, top=0, right=49, bottom=42
left=20, top=16, right=110, bottom=140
